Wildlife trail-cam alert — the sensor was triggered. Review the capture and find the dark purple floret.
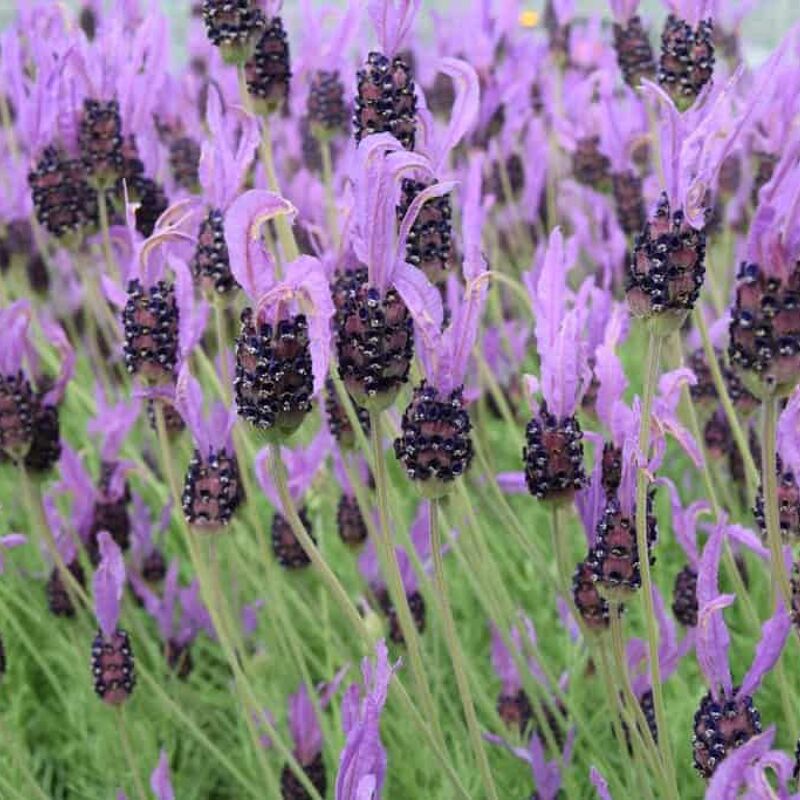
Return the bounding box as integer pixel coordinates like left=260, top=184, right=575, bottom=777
left=132, top=177, right=169, bottom=238
left=394, top=382, right=473, bottom=494
left=590, top=495, right=657, bottom=601
left=523, top=403, right=586, bottom=503
left=245, top=16, right=291, bottom=115
left=627, top=193, right=706, bottom=320
left=0, top=372, right=36, bottom=461
left=79, top=3, right=97, bottom=40
left=791, top=561, right=800, bottom=630
left=308, top=70, right=348, bottom=133
left=46, top=560, right=86, bottom=618
left=755, top=459, right=800, bottom=541
left=336, top=494, right=368, bottom=548
left=693, top=688, right=761, bottom=780
left=612, top=171, right=646, bottom=236
left=485, top=154, right=525, bottom=203
left=688, top=348, right=717, bottom=407
left=92, top=628, right=136, bottom=706
left=146, top=399, right=186, bottom=438
left=182, top=447, right=244, bottom=531
left=728, top=261, right=800, bottom=398
left=332, top=268, right=414, bottom=410
left=718, top=153, right=742, bottom=196
left=192, top=208, right=237, bottom=295
left=613, top=15, right=657, bottom=88
left=122, top=279, right=179, bottom=384
left=496, top=689, right=534, bottom=737
left=28, top=146, right=98, bottom=238
left=168, top=136, right=201, bottom=192
left=572, top=136, right=611, bottom=191
left=354, top=51, right=416, bottom=150
left=324, top=377, right=370, bottom=449
left=751, top=152, right=778, bottom=206
left=659, top=14, right=715, bottom=108
left=672, top=564, right=698, bottom=627
left=601, top=442, right=623, bottom=497
left=573, top=558, right=611, bottom=632
left=620, top=688, right=659, bottom=753
left=272, top=507, right=314, bottom=569
left=703, top=411, right=729, bottom=461
left=397, top=178, right=453, bottom=283
left=79, top=98, right=124, bottom=186
left=376, top=587, right=426, bottom=645
left=166, top=640, right=194, bottom=680
left=280, top=752, right=326, bottom=800
left=23, top=400, right=61, bottom=473
left=235, top=308, right=313, bottom=436
left=142, top=549, right=168, bottom=584
left=426, top=72, right=456, bottom=118
left=201, top=0, right=265, bottom=61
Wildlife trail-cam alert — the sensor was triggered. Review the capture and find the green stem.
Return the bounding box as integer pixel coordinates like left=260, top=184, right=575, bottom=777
left=761, top=397, right=794, bottom=612
left=317, top=133, right=339, bottom=248
left=635, top=331, right=679, bottom=799
left=551, top=504, right=572, bottom=597
left=429, top=498, right=500, bottom=800
left=117, top=707, right=148, bottom=800
left=368, top=412, right=444, bottom=747
left=214, top=299, right=232, bottom=403
left=269, top=444, right=366, bottom=641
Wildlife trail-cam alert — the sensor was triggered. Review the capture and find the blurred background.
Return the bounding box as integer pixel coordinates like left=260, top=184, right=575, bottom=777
left=0, top=0, right=797, bottom=63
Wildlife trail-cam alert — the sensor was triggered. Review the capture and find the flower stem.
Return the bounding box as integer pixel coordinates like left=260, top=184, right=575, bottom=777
left=117, top=706, right=148, bottom=800
left=269, top=443, right=367, bottom=641
left=214, top=298, right=232, bottom=403
left=368, top=413, right=445, bottom=744
left=761, top=396, right=794, bottom=612
left=635, top=331, right=679, bottom=799
left=317, top=133, right=339, bottom=248
left=429, top=498, right=500, bottom=800
left=97, top=189, right=120, bottom=286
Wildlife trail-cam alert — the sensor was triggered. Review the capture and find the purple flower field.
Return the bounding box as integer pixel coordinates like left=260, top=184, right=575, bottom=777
left=1, top=1, right=800, bottom=798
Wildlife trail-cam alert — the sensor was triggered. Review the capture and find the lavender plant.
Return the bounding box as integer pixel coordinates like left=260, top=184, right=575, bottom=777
left=2, top=1, right=800, bottom=798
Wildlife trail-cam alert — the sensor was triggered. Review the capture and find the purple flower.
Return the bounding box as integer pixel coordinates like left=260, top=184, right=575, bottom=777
left=485, top=728, right=576, bottom=800
left=590, top=767, right=613, bottom=799
left=150, top=749, right=175, bottom=800
left=525, top=228, right=591, bottom=419
left=224, top=189, right=334, bottom=397
left=93, top=531, right=126, bottom=637
left=704, top=728, right=776, bottom=800
left=86, top=389, right=141, bottom=463
left=175, top=364, right=236, bottom=460
left=696, top=520, right=792, bottom=702
left=335, top=640, right=399, bottom=800
left=366, top=0, right=420, bottom=58
left=288, top=684, right=324, bottom=766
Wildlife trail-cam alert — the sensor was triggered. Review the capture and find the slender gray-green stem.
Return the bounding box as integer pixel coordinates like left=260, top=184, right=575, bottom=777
left=761, top=397, right=794, bottom=612
left=429, top=498, right=500, bottom=800
left=117, top=707, right=148, bottom=800
left=634, top=331, right=679, bottom=799
left=368, top=412, right=444, bottom=747
left=214, top=299, right=232, bottom=402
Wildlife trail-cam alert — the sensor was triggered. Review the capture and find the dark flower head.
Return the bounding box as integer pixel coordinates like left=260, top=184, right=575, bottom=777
left=201, top=0, right=266, bottom=64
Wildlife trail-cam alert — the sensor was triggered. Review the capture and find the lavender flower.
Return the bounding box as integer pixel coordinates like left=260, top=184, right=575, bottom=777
left=335, top=639, right=399, bottom=800
left=225, top=189, right=333, bottom=438
left=609, top=0, right=656, bottom=88
left=692, top=519, right=791, bottom=778
left=175, top=365, right=243, bottom=532
left=522, top=228, right=591, bottom=504
left=91, top=532, right=136, bottom=705
left=192, top=91, right=259, bottom=296
left=333, top=134, right=454, bottom=411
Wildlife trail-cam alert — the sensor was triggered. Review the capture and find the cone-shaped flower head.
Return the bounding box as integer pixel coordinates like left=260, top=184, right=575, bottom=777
left=693, top=519, right=791, bottom=779
left=225, top=190, right=333, bottom=438
left=92, top=532, right=136, bottom=705
left=175, top=365, right=243, bottom=532
left=522, top=228, right=591, bottom=504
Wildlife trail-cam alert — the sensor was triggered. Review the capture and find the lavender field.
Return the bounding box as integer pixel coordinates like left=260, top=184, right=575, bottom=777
left=1, top=1, right=800, bottom=798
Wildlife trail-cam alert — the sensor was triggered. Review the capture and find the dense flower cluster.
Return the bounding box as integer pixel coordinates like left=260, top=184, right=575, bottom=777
left=1, top=1, right=800, bottom=798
